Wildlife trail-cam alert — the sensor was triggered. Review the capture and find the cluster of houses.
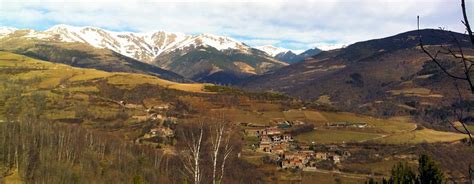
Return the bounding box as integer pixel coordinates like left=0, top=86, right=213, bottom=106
left=244, top=124, right=351, bottom=170
left=279, top=145, right=351, bottom=170
left=137, top=104, right=177, bottom=144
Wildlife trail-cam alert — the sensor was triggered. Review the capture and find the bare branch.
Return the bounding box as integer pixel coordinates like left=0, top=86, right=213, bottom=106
left=418, top=40, right=468, bottom=80
left=461, top=0, right=474, bottom=48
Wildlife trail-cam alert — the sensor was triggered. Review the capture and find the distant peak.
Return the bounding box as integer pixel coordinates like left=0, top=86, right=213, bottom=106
left=255, top=45, right=290, bottom=57
left=0, top=26, right=18, bottom=36
left=47, top=24, right=79, bottom=30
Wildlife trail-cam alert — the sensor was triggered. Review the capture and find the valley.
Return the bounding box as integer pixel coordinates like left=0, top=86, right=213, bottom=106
left=0, top=1, right=473, bottom=181
left=0, top=49, right=472, bottom=183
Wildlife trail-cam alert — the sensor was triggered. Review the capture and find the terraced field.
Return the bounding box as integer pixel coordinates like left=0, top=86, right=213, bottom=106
left=376, top=128, right=467, bottom=144
left=294, top=112, right=466, bottom=144
left=296, top=129, right=384, bottom=144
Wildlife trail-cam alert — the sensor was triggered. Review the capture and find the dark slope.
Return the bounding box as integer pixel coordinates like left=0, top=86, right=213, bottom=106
left=0, top=39, right=188, bottom=82
left=153, top=45, right=286, bottom=85
left=275, top=48, right=323, bottom=64
left=239, top=29, right=473, bottom=116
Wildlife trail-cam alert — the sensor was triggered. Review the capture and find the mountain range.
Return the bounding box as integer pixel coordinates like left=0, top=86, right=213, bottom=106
left=256, top=45, right=322, bottom=63
left=6, top=25, right=469, bottom=119
left=239, top=29, right=474, bottom=117
left=0, top=25, right=324, bottom=84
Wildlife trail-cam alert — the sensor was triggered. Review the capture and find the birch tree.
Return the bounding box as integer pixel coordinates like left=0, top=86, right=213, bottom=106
left=210, top=119, right=234, bottom=184
left=218, top=136, right=233, bottom=184
left=210, top=121, right=224, bottom=184
left=182, top=123, right=204, bottom=184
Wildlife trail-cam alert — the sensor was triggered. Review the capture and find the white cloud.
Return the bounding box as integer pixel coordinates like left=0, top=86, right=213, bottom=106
left=0, top=0, right=469, bottom=50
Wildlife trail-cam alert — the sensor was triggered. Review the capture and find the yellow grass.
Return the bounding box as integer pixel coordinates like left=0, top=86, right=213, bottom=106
left=3, top=168, right=23, bottom=184
left=106, top=73, right=209, bottom=93
left=283, top=109, right=306, bottom=120
left=387, top=88, right=443, bottom=98
left=341, top=158, right=415, bottom=176
left=210, top=108, right=271, bottom=125
left=388, top=88, right=431, bottom=95
left=296, top=129, right=384, bottom=144
left=303, top=110, right=328, bottom=124
left=68, top=70, right=112, bottom=82
left=301, top=171, right=366, bottom=184
left=0, top=51, right=209, bottom=94
left=68, top=86, right=99, bottom=93
left=319, top=112, right=416, bottom=134
left=377, top=128, right=467, bottom=144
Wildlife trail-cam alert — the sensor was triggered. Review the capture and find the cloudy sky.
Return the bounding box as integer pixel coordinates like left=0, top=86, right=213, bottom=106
left=0, top=0, right=472, bottom=52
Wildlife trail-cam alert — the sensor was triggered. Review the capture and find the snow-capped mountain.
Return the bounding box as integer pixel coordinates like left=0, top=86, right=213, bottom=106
left=255, top=45, right=289, bottom=57
left=2, top=24, right=251, bottom=63
left=256, top=44, right=323, bottom=64
left=0, top=27, right=18, bottom=37
left=0, top=25, right=288, bottom=84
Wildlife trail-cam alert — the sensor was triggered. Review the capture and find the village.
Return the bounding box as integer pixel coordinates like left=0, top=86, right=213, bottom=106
left=133, top=102, right=361, bottom=171
left=130, top=103, right=178, bottom=145
left=243, top=120, right=354, bottom=171
left=118, top=96, right=376, bottom=173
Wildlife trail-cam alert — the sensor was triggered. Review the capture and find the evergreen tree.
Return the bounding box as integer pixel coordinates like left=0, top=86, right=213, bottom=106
left=366, top=154, right=444, bottom=184
left=389, top=162, right=417, bottom=184
left=418, top=154, right=444, bottom=184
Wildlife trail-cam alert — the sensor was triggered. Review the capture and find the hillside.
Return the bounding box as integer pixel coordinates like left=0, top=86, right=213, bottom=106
left=153, top=45, right=287, bottom=84
left=0, top=35, right=188, bottom=82
left=0, top=50, right=471, bottom=183
left=239, top=29, right=474, bottom=118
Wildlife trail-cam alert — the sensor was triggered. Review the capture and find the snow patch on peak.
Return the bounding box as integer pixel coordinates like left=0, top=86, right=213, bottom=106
left=8, top=24, right=256, bottom=63
left=46, top=24, right=81, bottom=32
left=255, top=45, right=289, bottom=57
left=0, top=27, right=18, bottom=37
left=168, top=33, right=248, bottom=52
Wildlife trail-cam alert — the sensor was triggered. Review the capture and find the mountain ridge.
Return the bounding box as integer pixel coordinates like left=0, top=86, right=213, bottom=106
left=1, top=24, right=251, bottom=63
left=239, top=29, right=473, bottom=117
left=0, top=25, right=321, bottom=65
left=0, top=25, right=289, bottom=84
left=255, top=45, right=323, bottom=64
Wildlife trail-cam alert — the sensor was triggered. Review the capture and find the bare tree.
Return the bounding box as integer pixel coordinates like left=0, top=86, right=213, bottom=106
left=210, top=120, right=224, bottom=184
left=419, top=0, right=474, bottom=182
left=182, top=123, right=204, bottom=184
left=210, top=118, right=234, bottom=184
left=218, top=137, right=233, bottom=184
left=419, top=0, right=474, bottom=144
left=419, top=0, right=474, bottom=94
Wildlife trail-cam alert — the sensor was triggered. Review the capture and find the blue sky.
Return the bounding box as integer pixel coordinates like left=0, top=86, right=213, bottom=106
left=0, top=0, right=471, bottom=51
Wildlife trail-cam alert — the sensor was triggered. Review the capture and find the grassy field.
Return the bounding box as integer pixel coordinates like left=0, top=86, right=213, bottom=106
left=318, top=112, right=416, bottom=134
left=296, top=111, right=465, bottom=145
left=468, top=125, right=474, bottom=132
left=106, top=73, right=209, bottom=93
left=301, top=171, right=367, bottom=184
left=341, top=158, right=416, bottom=176
left=387, top=88, right=443, bottom=98
left=376, top=128, right=467, bottom=144
left=0, top=51, right=208, bottom=93
left=296, top=129, right=384, bottom=144
left=211, top=108, right=272, bottom=124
